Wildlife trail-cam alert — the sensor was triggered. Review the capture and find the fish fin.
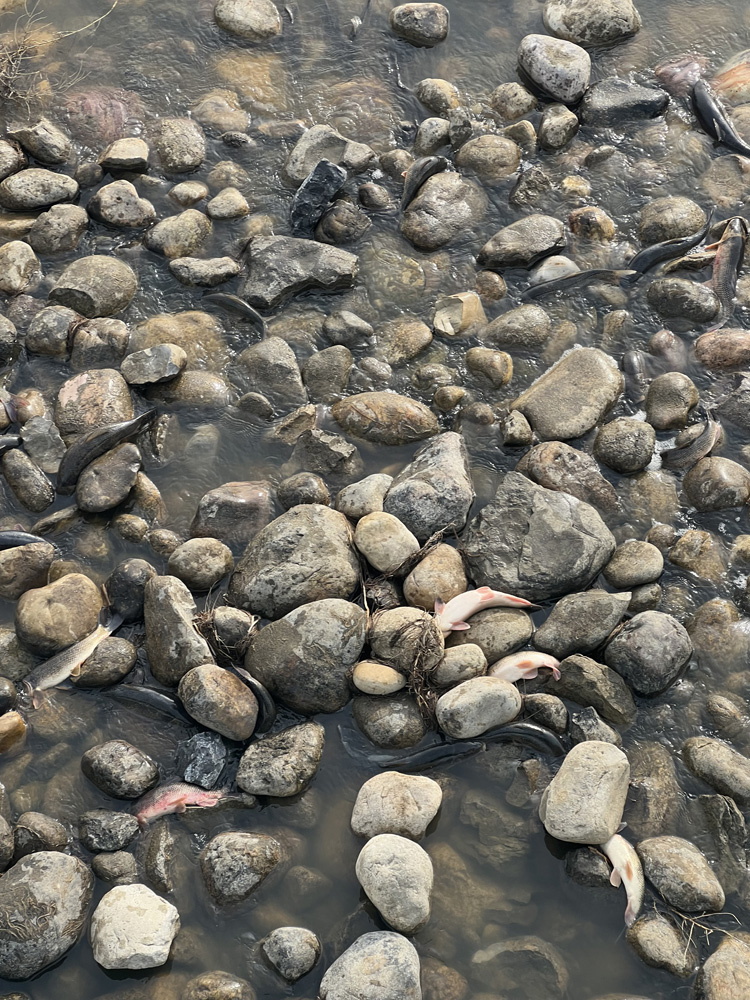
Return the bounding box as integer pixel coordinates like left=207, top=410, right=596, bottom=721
left=136, top=814, right=148, bottom=830
left=475, top=586, right=493, bottom=597
left=450, top=622, right=471, bottom=631
left=176, top=803, right=187, bottom=814
left=434, top=599, right=445, bottom=614
left=70, top=664, right=82, bottom=679
left=550, top=666, right=561, bottom=680
left=609, top=868, right=622, bottom=888
left=31, top=689, right=46, bottom=710
left=624, top=903, right=637, bottom=927
left=618, top=821, right=627, bottom=832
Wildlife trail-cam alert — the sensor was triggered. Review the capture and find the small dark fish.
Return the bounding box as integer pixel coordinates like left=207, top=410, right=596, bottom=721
left=692, top=79, right=750, bottom=157
left=202, top=293, right=267, bottom=336
left=0, top=434, right=21, bottom=455
left=628, top=213, right=713, bottom=275
left=622, top=349, right=650, bottom=405
left=380, top=740, right=485, bottom=772
left=661, top=415, right=722, bottom=469
left=401, top=155, right=451, bottom=210
left=290, top=158, right=348, bottom=237
left=522, top=269, right=638, bottom=301
left=103, top=684, right=193, bottom=722
left=711, top=216, right=748, bottom=329
left=482, top=721, right=566, bottom=756
left=56, top=409, right=158, bottom=495
left=0, top=529, right=48, bottom=549
left=229, top=664, right=277, bottom=733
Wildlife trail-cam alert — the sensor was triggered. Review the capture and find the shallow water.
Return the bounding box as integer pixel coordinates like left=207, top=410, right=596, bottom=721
left=0, top=0, right=750, bottom=996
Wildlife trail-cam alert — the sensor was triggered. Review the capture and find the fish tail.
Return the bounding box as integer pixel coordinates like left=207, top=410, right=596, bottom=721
left=31, top=688, right=46, bottom=710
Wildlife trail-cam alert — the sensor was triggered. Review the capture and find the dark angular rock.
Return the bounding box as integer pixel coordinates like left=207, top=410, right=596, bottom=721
left=291, top=159, right=348, bottom=237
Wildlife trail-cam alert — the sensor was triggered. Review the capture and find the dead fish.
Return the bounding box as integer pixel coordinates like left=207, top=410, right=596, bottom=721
left=134, top=782, right=250, bottom=828
left=401, top=155, right=451, bottom=210
left=229, top=664, right=277, bottom=733
left=661, top=413, right=722, bottom=469
left=56, top=409, right=158, bottom=495
left=654, top=53, right=708, bottom=97
left=380, top=740, right=485, bottom=772
left=0, top=435, right=21, bottom=455
left=435, top=586, right=538, bottom=635
left=0, top=529, right=49, bottom=549
left=522, top=269, right=638, bottom=300
left=102, top=684, right=193, bottom=722
left=692, top=79, right=750, bottom=157
left=628, top=213, right=713, bottom=274
left=600, top=833, right=645, bottom=927
left=662, top=248, right=717, bottom=273
left=482, top=721, right=566, bottom=756
left=710, top=216, right=748, bottom=329
left=202, top=293, right=267, bottom=336
left=622, top=349, right=650, bottom=405
left=23, top=611, right=123, bottom=706
left=488, top=651, right=561, bottom=683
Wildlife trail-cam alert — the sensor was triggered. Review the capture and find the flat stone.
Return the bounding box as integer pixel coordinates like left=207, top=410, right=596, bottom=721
left=319, top=932, right=421, bottom=1000
left=479, top=214, right=566, bottom=269
left=121, top=344, right=187, bottom=385
left=236, top=722, right=324, bottom=796
left=240, top=236, right=357, bottom=309
left=332, top=391, right=438, bottom=445
left=81, top=740, right=159, bottom=799
left=90, top=883, right=179, bottom=969
left=555, top=653, right=637, bottom=726
left=544, top=0, right=642, bottom=46
left=636, top=836, right=725, bottom=912
left=581, top=78, right=668, bottom=125
left=0, top=168, right=78, bottom=211
left=49, top=256, right=137, bottom=318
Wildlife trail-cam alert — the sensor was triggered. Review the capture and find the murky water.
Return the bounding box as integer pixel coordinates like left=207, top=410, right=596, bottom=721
left=1, top=0, right=750, bottom=996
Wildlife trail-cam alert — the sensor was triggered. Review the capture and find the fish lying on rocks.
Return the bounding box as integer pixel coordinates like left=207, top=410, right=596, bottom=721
left=134, top=782, right=254, bottom=828
left=710, top=215, right=748, bottom=329
left=229, top=664, right=277, bottom=733
left=0, top=529, right=50, bottom=548
left=0, top=435, right=21, bottom=455
left=56, top=409, right=158, bottom=495
left=521, top=269, right=638, bottom=300
left=627, top=213, right=713, bottom=275
left=202, top=293, right=267, bottom=336
left=661, top=412, right=722, bottom=469
left=489, top=651, right=562, bottom=682
left=23, top=610, right=123, bottom=707
left=654, top=53, right=708, bottom=96
left=600, top=833, right=645, bottom=927
left=401, top=155, right=451, bottom=210
left=692, top=78, right=750, bottom=156
left=435, top=586, right=537, bottom=634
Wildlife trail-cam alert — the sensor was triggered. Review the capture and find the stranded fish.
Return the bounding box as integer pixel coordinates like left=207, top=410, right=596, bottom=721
left=380, top=740, right=485, bottom=772
left=56, top=409, right=158, bottom=495
left=23, top=611, right=123, bottom=706
left=229, top=664, right=277, bottom=734
left=482, top=721, right=566, bottom=756
left=488, top=651, right=561, bottom=683
left=401, top=155, right=451, bottom=210
left=435, top=586, right=537, bottom=635
left=661, top=412, right=722, bottom=469
left=622, top=349, right=650, bottom=405
left=202, top=293, right=267, bottom=336
left=0, top=529, right=48, bottom=548
left=521, top=269, right=638, bottom=300
left=692, top=79, right=750, bottom=157
left=134, top=782, right=253, bottom=828
left=103, top=684, right=193, bottom=722
left=711, top=216, right=748, bottom=329
left=0, top=435, right=21, bottom=455
left=627, top=213, right=713, bottom=275
left=600, top=833, right=645, bottom=927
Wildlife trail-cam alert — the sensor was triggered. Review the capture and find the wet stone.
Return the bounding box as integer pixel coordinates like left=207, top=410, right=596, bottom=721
left=0, top=243, right=39, bottom=296
left=183, top=971, right=257, bottom=1000
left=240, top=235, right=357, bottom=309
left=389, top=3, right=449, bottom=46
left=684, top=457, right=750, bottom=511
left=107, top=558, right=157, bottom=622
left=301, top=345, right=352, bottom=403
left=637, top=836, right=725, bottom=912
left=261, top=926, right=320, bottom=982
left=88, top=180, right=155, bottom=227
left=14, top=812, right=69, bottom=857
left=91, top=883, right=179, bottom=969
left=99, top=137, right=150, bottom=173
left=594, top=417, right=655, bottom=473
left=401, top=172, right=487, bottom=251
left=455, top=135, right=521, bottom=182
left=28, top=204, right=88, bottom=253
left=92, top=851, right=137, bottom=885
left=353, top=693, right=428, bottom=749
left=521, top=440, right=619, bottom=513
left=543, top=0, right=642, bottom=46
left=144, top=210, right=211, bottom=258
left=555, top=654, right=637, bottom=726
left=647, top=278, right=719, bottom=324
left=352, top=661, right=406, bottom=695
left=581, top=79, right=668, bottom=125
left=319, top=931, right=421, bottom=1000
left=538, top=104, right=579, bottom=150
left=277, top=472, right=330, bottom=508
left=237, top=721, right=324, bottom=796
left=239, top=336, right=306, bottom=410
left=479, top=214, right=566, bottom=270
left=517, top=33, right=591, bottom=104
left=603, top=541, right=663, bottom=588
left=177, top=731, right=227, bottom=789
left=604, top=611, right=692, bottom=696
left=76, top=442, right=141, bottom=513
left=356, top=834, right=433, bottom=934
left=290, top=159, right=347, bottom=238
left=351, top=771, right=442, bottom=840
left=74, top=637, right=137, bottom=687
left=0, top=140, right=26, bottom=181
left=0, top=169, right=78, bottom=211
left=207, top=186, right=249, bottom=219
left=81, top=740, right=159, bottom=799
left=417, top=77, right=460, bottom=113
left=79, top=810, right=139, bottom=852
left=0, top=542, right=54, bottom=601
left=639, top=196, right=706, bottom=244
left=1, top=450, right=54, bottom=513
left=15, top=572, right=103, bottom=655
left=200, top=831, right=282, bottom=905
left=403, top=542, right=467, bottom=610
left=436, top=677, right=522, bottom=738
left=168, top=537, right=233, bottom=591
left=471, top=936, right=568, bottom=998
left=70, top=317, right=129, bottom=371
left=697, top=329, right=750, bottom=371
left=694, top=936, right=750, bottom=1000
left=178, top=664, right=257, bottom=741
left=190, top=481, right=274, bottom=545
left=155, top=118, right=205, bottom=174
left=682, top=737, right=750, bottom=805
left=49, top=256, right=137, bottom=318
left=490, top=82, right=537, bottom=120
left=332, top=391, right=438, bottom=445
left=281, top=429, right=364, bottom=489
left=626, top=912, right=697, bottom=978
left=570, top=706, right=622, bottom=746
left=144, top=575, right=214, bottom=685
left=121, top=343, right=187, bottom=385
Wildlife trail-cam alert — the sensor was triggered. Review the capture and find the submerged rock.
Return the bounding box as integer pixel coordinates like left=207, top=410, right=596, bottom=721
left=90, top=883, right=180, bottom=969
left=319, top=931, right=421, bottom=1000
left=240, top=236, right=357, bottom=309
left=356, top=834, right=433, bottom=933
left=332, top=392, right=438, bottom=444
left=543, top=0, right=642, bottom=46
left=236, top=722, right=325, bottom=795
left=200, top=831, right=282, bottom=905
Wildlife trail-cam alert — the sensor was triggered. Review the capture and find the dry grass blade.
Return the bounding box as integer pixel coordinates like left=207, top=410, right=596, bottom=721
left=389, top=614, right=442, bottom=726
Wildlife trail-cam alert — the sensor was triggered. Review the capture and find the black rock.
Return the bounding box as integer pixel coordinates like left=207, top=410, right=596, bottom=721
left=106, top=558, right=158, bottom=622
left=176, top=731, right=227, bottom=789
left=581, top=78, right=669, bottom=126
left=78, top=809, right=139, bottom=852
left=290, top=159, right=348, bottom=237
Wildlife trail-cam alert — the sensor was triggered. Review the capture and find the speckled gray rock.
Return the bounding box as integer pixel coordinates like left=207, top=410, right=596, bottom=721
left=401, top=173, right=487, bottom=251
left=556, top=654, right=637, bottom=726
left=351, top=771, right=442, bottom=840
left=694, top=936, right=750, bottom=1000
left=28, top=204, right=88, bottom=253
left=17, top=417, right=64, bottom=474
left=237, top=722, right=324, bottom=796
left=200, top=831, right=282, bottom=905
left=647, top=278, right=719, bottom=324
left=462, top=472, right=615, bottom=602
left=76, top=442, right=141, bottom=513
left=639, top=197, right=706, bottom=244
left=261, top=926, right=320, bottom=982
left=49, top=256, right=137, bottom=317
left=154, top=118, right=205, bottom=174
left=239, top=336, right=306, bottom=410
left=79, top=810, right=139, bottom=852
left=9, top=119, right=71, bottom=164
left=538, top=103, right=579, bottom=150
left=144, top=575, right=214, bottom=685
left=354, top=512, right=420, bottom=574
left=182, top=971, right=256, bottom=1000
left=383, top=431, right=474, bottom=541
left=99, top=137, right=149, bottom=173
left=90, top=883, right=180, bottom=969
left=353, top=694, right=428, bottom=749
left=539, top=740, right=630, bottom=843
left=332, top=392, right=438, bottom=445
left=544, top=0, right=641, bottom=45
left=603, top=541, right=664, bottom=588
left=389, top=3, right=449, bottom=46
left=81, top=740, right=159, bottom=799
left=284, top=125, right=375, bottom=186
left=682, top=737, right=750, bottom=805
left=479, top=214, right=566, bottom=269
left=281, top=429, right=364, bottom=489
left=318, top=931, right=421, bottom=1000
left=534, top=590, right=630, bottom=659
left=512, top=348, right=623, bottom=440
left=336, top=474, right=393, bottom=519
left=0, top=139, right=26, bottom=180
left=604, top=611, right=692, bottom=696
left=168, top=537, right=233, bottom=591
left=190, top=481, right=273, bottom=545
left=483, top=306, right=552, bottom=351
left=92, top=851, right=137, bottom=885
left=121, top=344, right=187, bottom=385
left=626, top=912, right=696, bottom=978
left=594, top=417, right=655, bottom=473
left=88, top=180, right=155, bottom=227
left=15, top=572, right=102, bottom=655
left=301, top=345, right=352, bottom=403
left=0, top=541, right=54, bottom=601
left=73, top=637, right=137, bottom=687
left=169, top=256, right=241, bottom=287
left=144, top=210, right=211, bottom=258
left=1, top=450, right=54, bottom=512
left=436, top=676, right=521, bottom=737
left=214, top=0, right=281, bottom=39
left=447, top=607, right=533, bottom=662
left=581, top=79, right=668, bottom=125
left=0, top=168, right=78, bottom=211
left=684, top=457, right=750, bottom=511
left=14, top=813, right=69, bottom=857
left=356, top=834, right=433, bottom=933
left=369, top=606, right=444, bottom=673
left=0, top=852, right=93, bottom=979
left=228, top=506, right=359, bottom=619
left=178, top=664, right=258, bottom=741
left=637, top=836, right=725, bottom=912
left=0, top=242, right=39, bottom=295
left=403, top=543, right=468, bottom=611
left=517, top=34, right=591, bottom=104
left=240, top=236, right=357, bottom=309
left=520, top=440, right=619, bottom=513
left=244, top=599, right=365, bottom=712
left=455, top=135, right=521, bottom=182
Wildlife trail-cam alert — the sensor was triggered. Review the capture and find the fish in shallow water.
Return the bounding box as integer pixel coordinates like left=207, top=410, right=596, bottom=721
left=401, top=155, right=451, bottom=210
left=56, top=409, right=158, bottom=495
left=229, top=664, right=277, bottom=734
left=0, top=529, right=48, bottom=549
left=482, top=721, right=566, bottom=756
left=23, top=611, right=123, bottom=707
left=710, top=216, right=748, bottom=329
left=654, top=53, right=708, bottom=97
left=521, top=269, right=638, bottom=301
left=488, top=651, right=561, bottom=683
left=435, top=586, right=537, bottom=634
left=600, top=833, right=645, bottom=927
left=627, top=213, right=713, bottom=275
left=102, top=684, right=193, bottom=722
left=134, top=782, right=253, bottom=828
left=692, top=79, right=750, bottom=157
left=0, top=435, right=21, bottom=456
left=661, top=412, right=722, bottom=469
left=202, top=293, right=267, bottom=336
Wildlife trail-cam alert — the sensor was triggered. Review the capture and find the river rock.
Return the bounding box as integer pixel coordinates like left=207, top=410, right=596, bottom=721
left=169, top=256, right=240, bottom=287
left=182, top=971, right=256, bottom=1000
left=555, top=654, right=637, bottom=726
left=353, top=693, right=428, bottom=748
left=107, top=558, right=157, bottom=622
left=144, top=210, right=211, bottom=258
left=15, top=572, right=103, bottom=655
left=200, top=831, right=282, bottom=905
left=1, top=450, right=54, bottom=512
left=626, top=912, right=696, bottom=978
left=401, top=172, right=487, bottom=250
left=0, top=139, right=25, bottom=180
left=178, top=664, right=258, bottom=741
left=682, top=737, right=750, bottom=804
left=90, top=883, right=179, bottom=969
left=76, top=442, right=141, bottom=513
left=539, top=740, right=630, bottom=842
left=99, top=137, right=149, bottom=173
left=517, top=34, right=591, bottom=104
left=55, top=368, right=132, bottom=440
left=647, top=278, right=718, bottom=325
left=168, top=538, right=233, bottom=591
left=539, top=104, right=579, bottom=149
left=121, top=344, right=187, bottom=385
left=215, top=0, right=281, bottom=39
left=479, top=214, right=566, bottom=269
left=534, top=590, right=630, bottom=658
left=0, top=542, right=54, bottom=601
left=49, top=256, right=137, bottom=318
left=190, top=481, right=273, bottom=544
left=318, top=931, right=421, bottom=1000
left=604, top=611, right=692, bottom=695
left=638, top=196, right=706, bottom=244
left=228, top=505, right=359, bottom=618
left=471, top=936, right=568, bottom=997
left=684, top=457, right=750, bottom=511
left=543, top=0, right=641, bottom=45
left=154, top=118, right=205, bottom=173
left=462, top=472, right=615, bottom=602
left=0, top=169, right=78, bottom=211
left=10, top=119, right=70, bottom=164
left=244, top=598, right=365, bottom=712
left=354, top=512, right=420, bottom=574
left=594, top=417, right=655, bottom=473
left=261, top=926, right=320, bottom=982
left=390, top=3, right=449, bottom=45
left=332, top=391, right=438, bottom=444
left=28, top=204, right=88, bottom=253
left=697, top=329, right=750, bottom=370
left=144, top=575, right=214, bottom=685
left=73, top=636, right=137, bottom=686
left=603, top=541, right=663, bottom=588
left=13, top=812, right=68, bottom=857
left=455, top=135, right=521, bottom=182
left=694, top=936, right=750, bottom=1000
left=0, top=242, right=39, bottom=295
left=512, top=347, right=623, bottom=439
left=447, top=606, right=534, bottom=664
left=79, top=810, right=139, bottom=852
left=637, top=836, right=725, bottom=912
left=88, top=180, right=155, bottom=227
left=281, top=429, right=364, bottom=488
left=403, top=543, right=467, bottom=610
left=284, top=125, right=374, bottom=185
left=236, top=721, right=324, bottom=797
left=81, top=740, right=159, bottom=799
left=0, top=852, right=93, bottom=978
left=436, top=676, right=521, bottom=737
left=356, top=834, right=433, bottom=933
left=335, top=474, right=392, bottom=519
left=369, top=606, right=444, bottom=673
left=351, top=771, right=442, bottom=840
left=521, top=440, right=619, bottom=512
left=240, top=236, right=357, bottom=308
left=434, top=642, right=487, bottom=686
left=581, top=79, right=668, bottom=125
left=301, top=345, right=352, bottom=402
left=627, top=742, right=683, bottom=840
left=239, top=336, right=306, bottom=410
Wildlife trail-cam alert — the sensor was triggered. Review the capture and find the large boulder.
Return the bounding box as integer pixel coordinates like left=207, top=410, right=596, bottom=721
left=319, top=931, right=421, bottom=1000
left=244, top=599, right=366, bottom=712
left=227, top=504, right=360, bottom=618
left=461, top=472, right=616, bottom=602
left=383, top=431, right=474, bottom=540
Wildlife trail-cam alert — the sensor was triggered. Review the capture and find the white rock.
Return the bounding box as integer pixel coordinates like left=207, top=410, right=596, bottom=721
left=90, top=883, right=180, bottom=969
left=351, top=771, right=442, bottom=839
left=352, top=660, right=406, bottom=695
left=518, top=33, right=591, bottom=105
left=336, top=473, right=393, bottom=520
left=544, top=0, right=641, bottom=47
left=539, top=740, right=630, bottom=843
left=354, top=511, right=420, bottom=574
left=214, top=0, right=282, bottom=39
left=433, top=643, right=487, bottom=687
left=355, top=834, right=433, bottom=933
left=436, top=675, right=521, bottom=738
